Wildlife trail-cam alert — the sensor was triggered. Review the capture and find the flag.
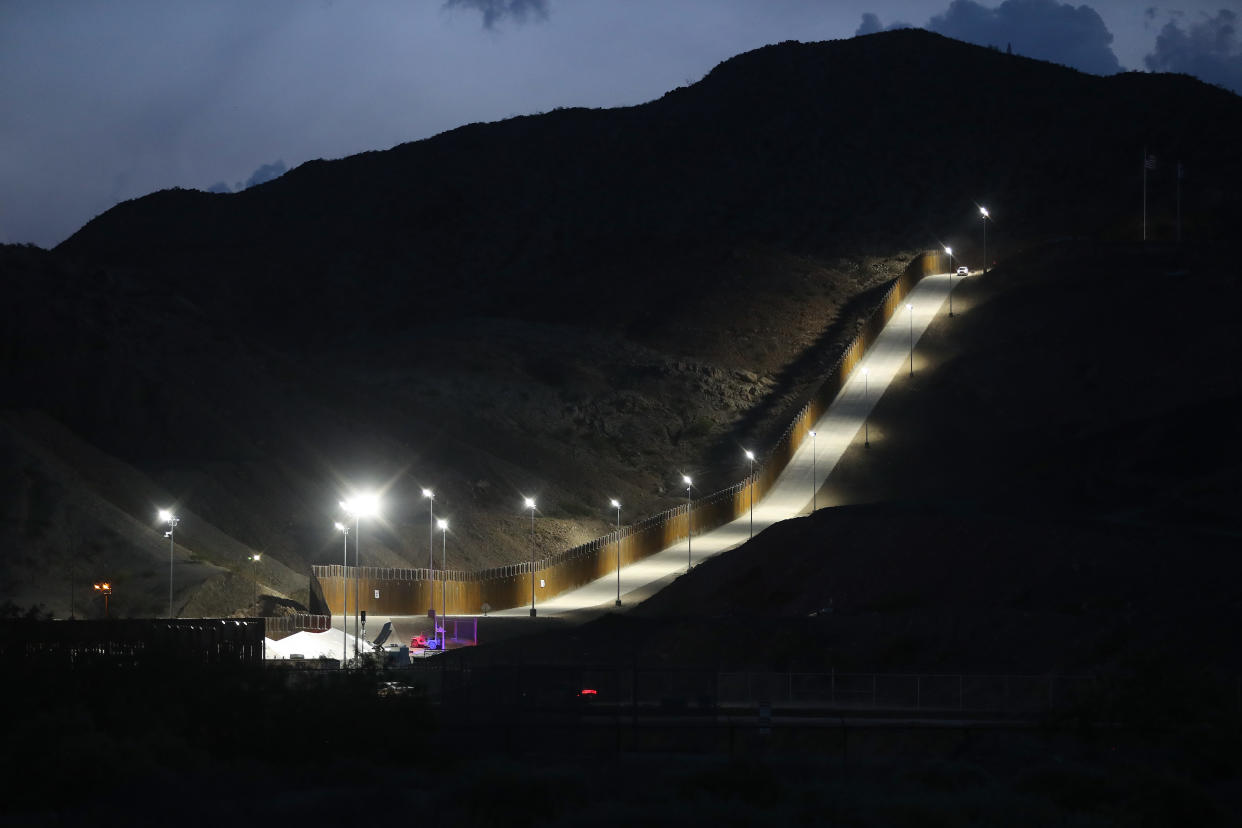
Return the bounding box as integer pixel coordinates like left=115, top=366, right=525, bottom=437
left=1144, top=154, right=1157, bottom=170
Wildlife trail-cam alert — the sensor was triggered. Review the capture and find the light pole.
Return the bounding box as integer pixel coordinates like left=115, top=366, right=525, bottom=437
left=250, top=553, right=261, bottom=607
left=863, top=367, right=870, bottom=449
left=340, top=493, right=379, bottom=660
left=683, top=475, right=693, bottom=570
left=610, top=499, right=622, bottom=607
left=525, top=497, right=537, bottom=617
left=93, top=581, right=111, bottom=619
left=422, top=488, right=435, bottom=572
left=906, top=302, right=914, bottom=376
left=979, top=206, right=990, bottom=275
left=334, top=521, right=349, bottom=667
left=158, top=509, right=179, bottom=618
left=439, top=518, right=450, bottom=646
left=808, top=430, right=817, bottom=511
left=945, top=246, right=954, bottom=317
left=744, top=450, right=755, bottom=538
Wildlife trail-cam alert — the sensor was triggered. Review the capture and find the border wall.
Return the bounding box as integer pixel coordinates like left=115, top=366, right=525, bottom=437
left=311, top=251, right=944, bottom=617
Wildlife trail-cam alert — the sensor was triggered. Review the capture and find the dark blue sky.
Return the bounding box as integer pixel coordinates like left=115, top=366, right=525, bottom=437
left=1, top=0, right=1237, bottom=248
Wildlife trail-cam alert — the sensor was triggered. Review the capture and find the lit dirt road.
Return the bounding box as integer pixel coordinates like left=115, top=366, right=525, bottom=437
left=339, top=271, right=956, bottom=640
left=496, top=271, right=956, bottom=616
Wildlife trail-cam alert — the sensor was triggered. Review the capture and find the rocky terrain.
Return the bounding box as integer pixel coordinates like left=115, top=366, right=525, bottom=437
left=456, top=238, right=1242, bottom=683
left=3, top=29, right=1240, bottom=618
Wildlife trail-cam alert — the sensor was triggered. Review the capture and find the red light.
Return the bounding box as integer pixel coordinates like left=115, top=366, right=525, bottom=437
left=580, top=688, right=598, bottom=696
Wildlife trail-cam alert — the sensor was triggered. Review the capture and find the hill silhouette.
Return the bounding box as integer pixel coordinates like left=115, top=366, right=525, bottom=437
left=57, top=30, right=1241, bottom=334
left=4, top=29, right=1241, bottom=618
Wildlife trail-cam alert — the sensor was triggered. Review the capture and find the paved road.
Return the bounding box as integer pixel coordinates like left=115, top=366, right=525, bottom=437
left=338, top=271, right=956, bottom=641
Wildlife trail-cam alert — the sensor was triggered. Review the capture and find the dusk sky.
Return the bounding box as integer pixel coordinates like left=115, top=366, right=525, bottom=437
left=3, top=0, right=1238, bottom=248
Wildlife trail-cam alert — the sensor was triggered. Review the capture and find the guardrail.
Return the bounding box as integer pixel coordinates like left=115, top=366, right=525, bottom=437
left=311, top=251, right=947, bottom=617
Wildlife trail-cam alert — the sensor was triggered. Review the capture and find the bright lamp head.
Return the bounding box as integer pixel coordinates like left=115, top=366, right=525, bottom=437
left=341, top=493, right=380, bottom=518
left=422, top=488, right=433, bottom=499
left=436, top=518, right=448, bottom=531
left=158, top=509, right=174, bottom=523
left=524, top=497, right=536, bottom=510
left=610, top=499, right=620, bottom=509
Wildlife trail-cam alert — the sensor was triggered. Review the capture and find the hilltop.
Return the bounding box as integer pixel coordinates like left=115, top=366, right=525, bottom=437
left=4, top=29, right=1241, bottom=618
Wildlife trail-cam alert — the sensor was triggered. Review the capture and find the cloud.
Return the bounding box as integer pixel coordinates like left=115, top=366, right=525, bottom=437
left=855, top=13, right=914, bottom=37
left=244, top=160, right=287, bottom=189
left=926, top=0, right=1121, bottom=75
left=442, top=0, right=549, bottom=29
left=1144, top=10, right=1242, bottom=94
left=202, top=160, right=287, bottom=194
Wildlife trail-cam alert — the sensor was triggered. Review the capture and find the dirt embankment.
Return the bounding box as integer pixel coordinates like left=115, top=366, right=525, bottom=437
left=461, top=240, right=1242, bottom=677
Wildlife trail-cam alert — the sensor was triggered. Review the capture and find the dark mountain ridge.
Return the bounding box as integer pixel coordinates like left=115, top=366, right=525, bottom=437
left=5, top=30, right=1240, bottom=617
left=57, top=30, right=1242, bottom=338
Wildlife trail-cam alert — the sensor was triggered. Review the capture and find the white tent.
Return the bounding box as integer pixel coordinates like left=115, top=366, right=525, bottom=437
left=264, top=629, right=366, bottom=661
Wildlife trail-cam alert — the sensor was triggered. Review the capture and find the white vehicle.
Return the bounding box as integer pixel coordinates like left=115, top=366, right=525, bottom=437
left=956, top=266, right=969, bottom=276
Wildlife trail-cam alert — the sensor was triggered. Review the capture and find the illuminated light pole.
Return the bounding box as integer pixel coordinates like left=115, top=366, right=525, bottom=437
left=437, top=518, right=448, bottom=649
left=610, top=499, right=622, bottom=607
left=979, top=206, right=990, bottom=275
left=334, top=521, right=349, bottom=667
left=683, top=475, right=693, bottom=571
left=93, top=581, right=111, bottom=619
left=907, top=303, right=914, bottom=376
left=340, top=493, right=379, bottom=660
left=250, top=553, right=261, bottom=607
left=744, top=450, right=756, bottom=538
left=863, top=367, right=871, bottom=449
left=945, top=246, right=955, bottom=317
left=525, top=497, right=537, bottom=617
left=158, top=509, right=179, bottom=618
left=808, top=430, right=818, bottom=511
left=422, top=488, right=435, bottom=572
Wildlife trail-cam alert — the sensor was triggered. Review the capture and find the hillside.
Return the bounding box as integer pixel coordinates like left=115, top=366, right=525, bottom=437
left=461, top=240, right=1241, bottom=677
left=4, top=29, right=1241, bottom=618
